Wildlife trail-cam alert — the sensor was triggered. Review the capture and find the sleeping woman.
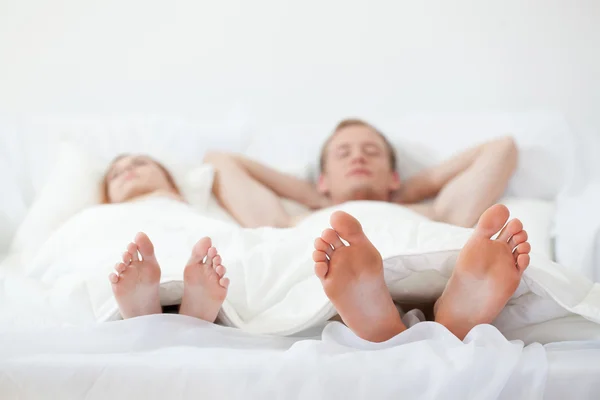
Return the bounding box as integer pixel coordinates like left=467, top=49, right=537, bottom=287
left=103, top=154, right=230, bottom=323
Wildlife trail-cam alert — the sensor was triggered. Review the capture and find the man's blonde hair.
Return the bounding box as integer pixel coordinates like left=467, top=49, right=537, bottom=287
left=319, top=118, right=397, bottom=172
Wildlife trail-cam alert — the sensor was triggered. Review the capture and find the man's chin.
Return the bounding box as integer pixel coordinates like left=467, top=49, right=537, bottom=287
left=340, top=186, right=388, bottom=202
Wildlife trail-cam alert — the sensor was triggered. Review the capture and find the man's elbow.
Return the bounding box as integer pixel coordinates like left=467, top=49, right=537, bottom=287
left=203, top=150, right=234, bottom=165
left=498, top=135, right=517, bottom=151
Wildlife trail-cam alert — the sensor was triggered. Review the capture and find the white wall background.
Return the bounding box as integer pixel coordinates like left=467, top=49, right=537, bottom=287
left=0, top=0, right=598, bottom=121
left=0, top=0, right=599, bottom=179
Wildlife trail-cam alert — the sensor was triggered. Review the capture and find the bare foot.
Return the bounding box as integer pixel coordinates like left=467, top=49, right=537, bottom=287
left=179, top=237, right=230, bottom=322
left=313, top=211, right=406, bottom=343
left=108, top=232, right=162, bottom=319
left=434, top=204, right=531, bottom=339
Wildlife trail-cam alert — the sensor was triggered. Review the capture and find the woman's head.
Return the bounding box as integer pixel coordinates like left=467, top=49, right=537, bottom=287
left=102, top=154, right=180, bottom=203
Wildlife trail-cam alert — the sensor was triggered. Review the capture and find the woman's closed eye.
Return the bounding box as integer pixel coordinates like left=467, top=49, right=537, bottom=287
left=336, top=148, right=351, bottom=159
left=109, top=169, right=123, bottom=180
left=110, top=159, right=148, bottom=180
left=363, top=144, right=382, bottom=156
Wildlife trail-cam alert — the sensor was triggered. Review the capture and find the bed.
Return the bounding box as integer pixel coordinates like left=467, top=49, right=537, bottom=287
left=1, top=316, right=600, bottom=400
left=1, top=112, right=599, bottom=399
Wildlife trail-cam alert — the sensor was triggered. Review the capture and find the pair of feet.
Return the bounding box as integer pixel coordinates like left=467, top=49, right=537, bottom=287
left=108, top=203, right=531, bottom=343
left=108, top=234, right=230, bottom=322
left=313, top=204, right=531, bottom=342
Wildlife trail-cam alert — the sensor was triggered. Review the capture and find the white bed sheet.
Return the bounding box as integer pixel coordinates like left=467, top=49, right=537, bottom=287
left=0, top=197, right=585, bottom=399
left=3, top=197, right=592, bottom=340
left=0, top=315, right=598, bottom=400
left=555, top=181, right=600, bottom=282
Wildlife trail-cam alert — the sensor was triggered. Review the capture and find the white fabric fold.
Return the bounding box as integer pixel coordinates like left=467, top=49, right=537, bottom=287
left=1, top=197, right=599, bottom=346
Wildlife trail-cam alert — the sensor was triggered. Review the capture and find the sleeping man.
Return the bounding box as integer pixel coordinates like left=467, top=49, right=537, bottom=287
left=200, top=118, right=528, bottom=341
left=203, top=118, right=519, bottom=229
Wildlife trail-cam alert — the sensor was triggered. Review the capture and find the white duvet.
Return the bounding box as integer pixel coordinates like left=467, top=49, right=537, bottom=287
left=2, top=196, right=600, bottom=345
left=3, top=197, right=600, bottom=399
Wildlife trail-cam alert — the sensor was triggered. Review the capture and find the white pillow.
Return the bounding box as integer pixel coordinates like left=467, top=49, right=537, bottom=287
left=8, top=142, right=214, bottom=262
left=9, top=142, right=104, bottom=260
left=177, top=164, right=215, bottom=212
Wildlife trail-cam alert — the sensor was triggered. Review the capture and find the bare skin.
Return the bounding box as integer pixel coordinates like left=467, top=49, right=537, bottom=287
left=434, top=204, right=531, bottom=340
left=205, top=122, right=518, bottom=229
left=109, top=233, right=230, bottom=321
left=104, top=154, right=182, bottom=204
left=179, top=237, right=230, bottom=322
left=395, top=138, right=518, bottom=227
left=108, top=232, right=162, bottom=319
left=312, top=211, right=407, bottom=343
left=312, top=204, right=531, bottom=342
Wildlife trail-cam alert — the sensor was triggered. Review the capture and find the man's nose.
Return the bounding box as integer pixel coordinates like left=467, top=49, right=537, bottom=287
left=351, top=152, right=367, bottom=164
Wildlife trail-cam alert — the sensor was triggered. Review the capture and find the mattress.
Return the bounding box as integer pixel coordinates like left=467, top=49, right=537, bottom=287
left=0, top=315, right=598, bottom=400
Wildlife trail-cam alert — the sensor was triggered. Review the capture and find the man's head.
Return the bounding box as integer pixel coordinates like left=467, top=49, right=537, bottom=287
left=102, top=154, right=180, bottom=203
left=318, top=119, right=400, bottom=204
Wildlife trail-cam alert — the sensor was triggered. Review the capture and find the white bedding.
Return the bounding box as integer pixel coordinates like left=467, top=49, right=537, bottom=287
left=1, top=315, right=599, bottom=400
left=0, top=110, right=595, bottom=398
left=1, top=197, right=599, bottom=342
left=555, top=181, right=600, bottom=282
left=1, top=197, right=600, bottom=398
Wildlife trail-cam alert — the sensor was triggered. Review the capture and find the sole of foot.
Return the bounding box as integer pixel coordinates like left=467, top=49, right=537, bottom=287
left=108, top=232, right=162, bottom=319
left=179, top=237, right=230, bottom=322
left=434, top=204, right=531, bottom=340
left=313, top=211, right=406, bottom=343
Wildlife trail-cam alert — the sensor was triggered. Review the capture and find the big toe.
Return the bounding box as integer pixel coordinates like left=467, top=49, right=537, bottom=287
left=329, top=211, right=367, bottom=244
left=474, top=204, right=510, bottom=238
left=134, top=232, right=156, bottom=260
left=189, top=237, right=212, bottom=264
